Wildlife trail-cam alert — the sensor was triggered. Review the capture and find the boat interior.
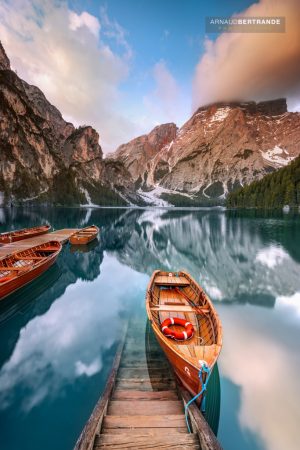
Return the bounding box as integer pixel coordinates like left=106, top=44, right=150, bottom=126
left=148, top=271, right=221, bottom=368
left=0, top=242, right=60, bottom=279
left=73, top=226, right=98, bottom=236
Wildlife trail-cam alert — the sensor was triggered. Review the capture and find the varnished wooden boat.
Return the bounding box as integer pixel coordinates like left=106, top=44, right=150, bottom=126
left=146, top=270, right=222, bottom=401
left=69, top=225, right=99, bottom=245
left=0, top=241, right=62, bottom=300
left=0, top=224, right=51, bottom=244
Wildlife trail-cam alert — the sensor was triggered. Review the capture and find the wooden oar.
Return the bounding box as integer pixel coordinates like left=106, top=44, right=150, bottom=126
left=174, top=287, right=209, bottom=315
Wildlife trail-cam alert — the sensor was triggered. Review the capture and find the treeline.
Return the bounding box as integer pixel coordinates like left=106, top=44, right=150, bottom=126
left=227, top=155, right=300, bottom=209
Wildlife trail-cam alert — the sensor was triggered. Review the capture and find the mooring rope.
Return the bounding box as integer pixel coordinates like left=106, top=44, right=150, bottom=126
left=185, top=360, right=211, bottom=433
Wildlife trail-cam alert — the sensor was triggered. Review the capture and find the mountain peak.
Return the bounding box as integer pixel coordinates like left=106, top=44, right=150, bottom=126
left=194, top=98, right=287, bottom=117
left=0, top=41, right=10, bottom=70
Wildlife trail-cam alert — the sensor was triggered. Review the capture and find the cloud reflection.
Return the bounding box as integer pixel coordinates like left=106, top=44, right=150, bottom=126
left=218, top=305, right=300, bottom=450
left=0, top=255, right=147, bottom=412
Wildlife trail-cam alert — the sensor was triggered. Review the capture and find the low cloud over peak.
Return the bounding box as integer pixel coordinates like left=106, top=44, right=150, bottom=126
left=193, top=0, right=300, bottom=111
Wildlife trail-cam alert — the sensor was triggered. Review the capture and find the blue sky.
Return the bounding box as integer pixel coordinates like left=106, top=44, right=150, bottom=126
left=0, top=0, right=298, bottom=152
left=69, top=0, right=256, bottom=129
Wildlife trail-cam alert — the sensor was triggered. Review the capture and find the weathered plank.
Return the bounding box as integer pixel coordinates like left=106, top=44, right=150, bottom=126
left=102, top=414, right=187, bottom=429
left=112, top=390, right=178, bottom=401
left=101, top=428, right=188, bottom=435
left=115, top=379, right=176, bottom=391
left=107, top=400, right=183, bottom=416
left=0, top=228, right=78, bottom=258
left=94, top=433, right=200, bottom=448
left=118, top=367, right=172, bottom=379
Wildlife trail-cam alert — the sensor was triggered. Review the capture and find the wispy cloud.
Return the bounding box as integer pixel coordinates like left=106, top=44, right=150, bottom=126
left=193, top=0, right=300, bottom=111
left=143, top=60, right=188, bottom=126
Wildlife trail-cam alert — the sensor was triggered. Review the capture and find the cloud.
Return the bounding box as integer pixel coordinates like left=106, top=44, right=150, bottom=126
left=0, top=0, right=139, bottom=152
left=69, top=11, right=101, bottom=38
left=193, top=0, right=300, bottom=110
left=0, top=254, right=147, bottom=412
left=219, top=304, right=300, bottom=450
left=144, top=60, right=188, bottom=126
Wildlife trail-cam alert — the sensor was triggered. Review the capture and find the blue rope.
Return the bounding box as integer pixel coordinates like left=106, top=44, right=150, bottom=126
left=185, top=361, right=211, bottom=433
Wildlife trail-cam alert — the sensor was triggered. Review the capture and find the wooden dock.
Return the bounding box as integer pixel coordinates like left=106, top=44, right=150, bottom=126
left=0, top=229, right=78, bottom=258
left=75, top=320, right=222, bottom=450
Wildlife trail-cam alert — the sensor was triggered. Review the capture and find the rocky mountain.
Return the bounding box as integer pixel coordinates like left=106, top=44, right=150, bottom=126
left=109, top=123, right=177, bottom=185
left=1, top=39, right=300, bottom=207
left=109, top=99, right=300, bottom=206
left=0, top=41, right=136, bottom=206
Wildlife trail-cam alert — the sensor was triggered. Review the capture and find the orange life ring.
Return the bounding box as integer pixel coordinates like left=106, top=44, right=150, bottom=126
left=161, top=317, right=194, bottom=341
left=0, top=275, right=13, bottom=283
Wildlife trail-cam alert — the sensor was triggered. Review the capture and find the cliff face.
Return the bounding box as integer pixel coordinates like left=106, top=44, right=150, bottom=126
left=145, top=99, right=300, bottom=203
left=108, top=123, right=177, bottom=187
left=0, top=42, right=125, bottom=206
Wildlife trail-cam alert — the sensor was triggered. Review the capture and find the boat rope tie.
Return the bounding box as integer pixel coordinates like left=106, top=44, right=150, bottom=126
left=185, top=360, right=211, bottom=433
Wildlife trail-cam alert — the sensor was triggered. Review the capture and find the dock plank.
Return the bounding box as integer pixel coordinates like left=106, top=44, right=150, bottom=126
left=112, top=390, right=178, bottom=401
left=107, top=400, right=183, bottom=416
left=102, top=415, right=187, bottom=429
left=0, top=228, right=78, bottom=258
left=94, top=434, right=199, bottom=449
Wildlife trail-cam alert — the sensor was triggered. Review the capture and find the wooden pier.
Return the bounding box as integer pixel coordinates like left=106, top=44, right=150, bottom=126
left=75, top=320, right=222, bottom=450
left=0, top=229, right=78, bottom=258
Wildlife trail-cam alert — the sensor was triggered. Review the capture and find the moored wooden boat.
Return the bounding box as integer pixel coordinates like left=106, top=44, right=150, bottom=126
left=69, top=225, right=99, bottom=245
left=0, top=224, right=51, bottom=244
left=146, top=270, right=222, bottom=402
left=0, top=241, right=62, bottom=300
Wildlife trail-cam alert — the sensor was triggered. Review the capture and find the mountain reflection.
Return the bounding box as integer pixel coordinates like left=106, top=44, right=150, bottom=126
left=102, top=209, right=300, bottom=305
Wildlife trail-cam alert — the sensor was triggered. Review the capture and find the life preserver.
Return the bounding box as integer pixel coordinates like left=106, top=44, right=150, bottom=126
left=0, top=275, right=13, bottom=283
left=161, top=317, right=194, bottom=341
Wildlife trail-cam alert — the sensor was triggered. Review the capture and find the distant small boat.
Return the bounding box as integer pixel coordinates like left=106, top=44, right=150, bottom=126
left=0, top=224, right=51, bottom=244
left=0, top=241, right=62, bottom=300
left=69, top=225, right=99, bottom=245
left=146, top=270, right=222, bottom=401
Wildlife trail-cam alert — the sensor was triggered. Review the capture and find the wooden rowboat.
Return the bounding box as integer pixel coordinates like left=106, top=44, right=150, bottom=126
left=69, top=225, right=99, bottom=245
left=0, top=241, right=62, bottom=300
left=146, top=270, right=222, bottom=402
left=0, top=224, right=51, bottom=244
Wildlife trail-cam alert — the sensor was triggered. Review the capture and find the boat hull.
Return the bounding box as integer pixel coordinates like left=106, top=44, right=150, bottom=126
left=0, top=242, right=61, bottom=300
left=146, top=270, right=222, bottom=401
left=69, top=226, right=99, bottom=245
left=152, top=326, right=203, bottom=398
left=0, top=225, right=50, bottom=244
left=69, top=233, right=97, bottom=245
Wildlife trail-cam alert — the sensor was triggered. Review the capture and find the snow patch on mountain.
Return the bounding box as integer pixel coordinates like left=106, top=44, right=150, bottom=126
left=210, top=107, right=230, bottom=123
left=261, top=146, right=296, bottom=167
left=137, top=186, right=193, bottom=207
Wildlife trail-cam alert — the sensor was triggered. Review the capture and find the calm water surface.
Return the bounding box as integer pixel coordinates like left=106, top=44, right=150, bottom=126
left=0, top=207, right=300, bottom=450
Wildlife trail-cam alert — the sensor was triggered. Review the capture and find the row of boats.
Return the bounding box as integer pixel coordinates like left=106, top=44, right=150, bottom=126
left=0, top=224, right=99, bottom=300
left=1, top=222, right=223, bottom=408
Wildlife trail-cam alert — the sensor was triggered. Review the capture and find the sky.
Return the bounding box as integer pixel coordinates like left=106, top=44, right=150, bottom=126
left=0, top=0, right=299, bottom=153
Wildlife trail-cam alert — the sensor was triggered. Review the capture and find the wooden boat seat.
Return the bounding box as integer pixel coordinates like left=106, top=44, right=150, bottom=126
left=151, top=304, right=209, bottom=314
left=154, top=275, right=190, bottom=286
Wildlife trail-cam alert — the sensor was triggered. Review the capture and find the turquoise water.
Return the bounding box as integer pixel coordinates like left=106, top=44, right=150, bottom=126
left=0, top=207, right=300, bottom=450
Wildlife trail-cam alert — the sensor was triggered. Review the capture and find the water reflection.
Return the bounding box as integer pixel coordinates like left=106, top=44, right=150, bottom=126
left=102, top=209, right=300, bottom=304
left=0, top=207, right=299, bottom=450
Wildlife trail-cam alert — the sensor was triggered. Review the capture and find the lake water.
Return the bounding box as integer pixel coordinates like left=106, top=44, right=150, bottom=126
left=0, top=207, right=300, bottom=450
